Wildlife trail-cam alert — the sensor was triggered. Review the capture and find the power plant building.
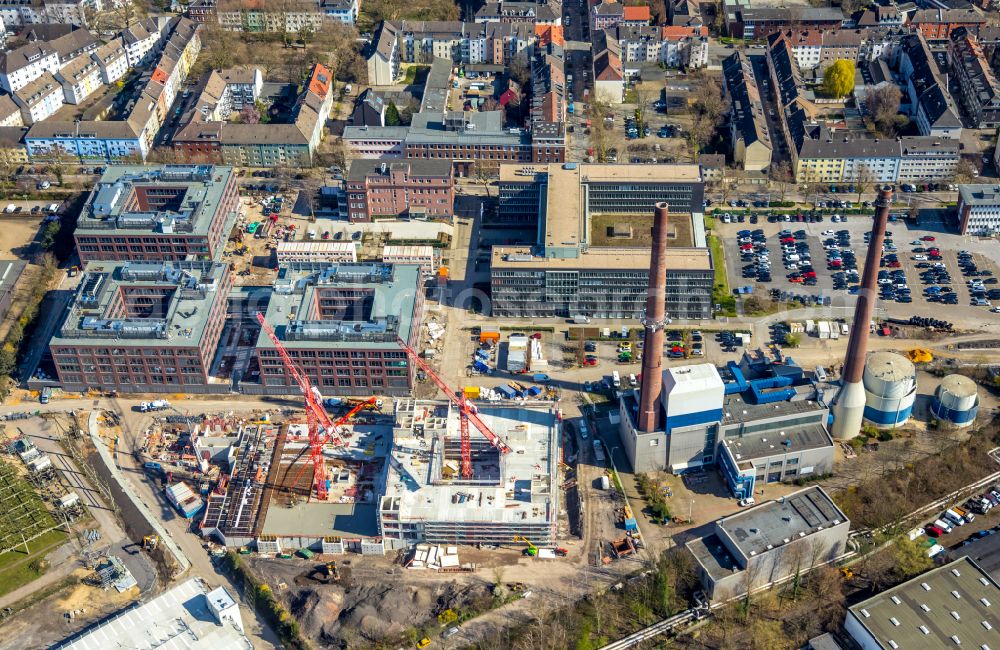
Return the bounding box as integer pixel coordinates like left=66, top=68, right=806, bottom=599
left=378, top=399, right=560, bottom=550
left=686, top=486, right=850, bottom=601
left=862, top=351, right=917, bottom=428
left=254, top=263, right=424, bottom=397
left=931, top=374, right=979, bottom=427
left=618, top=353, right=835, bottom=499
left=491, top=163, right=714, bottom=320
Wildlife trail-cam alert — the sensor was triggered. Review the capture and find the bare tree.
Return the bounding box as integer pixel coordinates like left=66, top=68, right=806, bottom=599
left=856, top=164, right=874, bottom=202
left=865, top=85, right=907, bottom=137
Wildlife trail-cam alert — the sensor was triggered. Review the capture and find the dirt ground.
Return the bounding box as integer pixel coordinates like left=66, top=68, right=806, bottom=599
left=0, top=569, right=140, bottom=650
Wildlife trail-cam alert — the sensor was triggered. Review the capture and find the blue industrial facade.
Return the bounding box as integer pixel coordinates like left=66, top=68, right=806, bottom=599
left=862, top=404, right=913, bottom=427
left=665, top=408, right=724, bottom=434
left=719, top=448, right=755, bottom=500
left=930, top=400, right=978, bottom=425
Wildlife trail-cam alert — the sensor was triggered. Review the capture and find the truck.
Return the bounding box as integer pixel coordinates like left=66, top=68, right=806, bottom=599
left=570, top=314, right=591, bottom=324
left=600, top=475, right=610, bottom=490
left=612, top=371, right=621, bottom=389
left=39, top=386, right=52, bottom=404
left=139, top=399, right=169, bottom=412
left=532, top=373, right=551, bottom=383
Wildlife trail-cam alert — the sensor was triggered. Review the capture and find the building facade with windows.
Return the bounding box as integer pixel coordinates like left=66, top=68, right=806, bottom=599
left=74, top=165, right=240, bottom=263
left=255, top=264, right=423, bottom=397
left=346, top=159, right=454, bottom=222
left=956, top=184, right=1000, bottom=235
left=49, top=261, right=231, bottom=393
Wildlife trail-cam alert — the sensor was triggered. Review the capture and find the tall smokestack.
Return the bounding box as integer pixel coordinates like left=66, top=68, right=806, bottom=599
left=637, top=202, right=670, bottom=432
left=831, top=186, right=893, bottom=439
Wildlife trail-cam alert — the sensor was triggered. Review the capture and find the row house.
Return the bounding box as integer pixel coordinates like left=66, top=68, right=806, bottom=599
left=91, top=40, right=128, bottom=85
left=216, top=7, right=323, bottom=32
left=0, top=0, right=96, bottom=28
left=949, top=28, right=1000, bottom=128
left=392, top=20, right=533, bottom=65
left=530, top=40, right=566, bottom=124
left=722, top=52, right=772, bottom=172
left=667, top=0, right=703, bottom=28
left=346, top=159, right=454, bottom=222
left=899, top=32, right=963, bottom=138
left=592, top=38, right=624, bottom=103
left=120, top=17, right=172, bottom=68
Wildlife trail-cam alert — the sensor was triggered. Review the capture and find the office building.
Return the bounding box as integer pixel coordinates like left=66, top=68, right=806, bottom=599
left=346, top=159, right=454, bottom=222
left=956, top=183, right=1000, bottom=234
left=491, top=163, right=712, bottom=319
left=74, top=165, right=240, bottom=263
left=844, top=557, right=1000, bottom=649
left=722, top=0, right=843, bottom=39
left=686, top=486, right=850, bottom=601
left=49, top=261, right=231, bottom=393
left=379, top=399, right=559, bottom=550
left=255, top=264, right=423, bottom=396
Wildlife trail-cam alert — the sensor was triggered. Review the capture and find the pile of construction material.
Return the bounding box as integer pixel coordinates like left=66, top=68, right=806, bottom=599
left=406, top=544, right=475, bottom=571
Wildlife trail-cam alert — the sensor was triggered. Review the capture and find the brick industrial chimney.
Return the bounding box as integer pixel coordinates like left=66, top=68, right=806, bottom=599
left=831, top=186, right=893, bottom=439
left=637, top=202, right=670, bottom=432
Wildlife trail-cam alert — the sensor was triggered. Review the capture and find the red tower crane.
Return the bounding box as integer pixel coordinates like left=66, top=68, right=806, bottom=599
left=256, top=312, right=341, bottom=500
left=396, top=337, right=510, bottom=478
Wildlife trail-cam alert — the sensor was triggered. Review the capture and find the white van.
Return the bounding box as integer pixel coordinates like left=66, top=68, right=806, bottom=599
left=3, top=204, right=14, bottom=213
left=933, top=518, right=953, bottom=534
left=612, top=371, right=621, bottom=389
left=578, top=421, right=589, bottom=439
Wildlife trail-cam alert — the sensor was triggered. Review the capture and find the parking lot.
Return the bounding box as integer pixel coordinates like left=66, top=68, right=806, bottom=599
left=715, top=210, right=1000, bottom=316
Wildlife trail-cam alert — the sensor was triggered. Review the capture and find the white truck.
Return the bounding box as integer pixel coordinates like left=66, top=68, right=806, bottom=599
left=139, top=399, right=170, bottom=412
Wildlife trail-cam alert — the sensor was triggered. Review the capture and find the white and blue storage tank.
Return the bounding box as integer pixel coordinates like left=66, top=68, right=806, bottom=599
left=930, top=374, right=979, bottom=428
left=862, top=352, right=917, bottom=429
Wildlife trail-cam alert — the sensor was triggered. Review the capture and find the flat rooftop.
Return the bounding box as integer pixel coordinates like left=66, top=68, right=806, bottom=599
left=721, top=422, right=833, bottom=464
left=718, top=486, right=847, bottom=559
left=848, top=557, right=1000, bottom=649
left=498, top=163, right=702, bottom=183
left=491, top=245, right=713, bottom=271
left=955, top=530, right=1000, bottom=580
left=257, top=263, right=421, bottom=350
left=51, top=261, right=226, bottom=348
left=54, top=577, right=251, bottom=650
left=78, top=165, right=235, bottom=237
left=721, top=390, right=825, bottom=424
left=687, top=532, right=742, bottom=581
left=958, top=183, right=1000, bottom=206
left=382, top=400, right=558, bottom=527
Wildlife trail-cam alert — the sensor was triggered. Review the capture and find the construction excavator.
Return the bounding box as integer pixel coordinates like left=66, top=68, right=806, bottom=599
left=308, top=561, right=340, bottom=583
left=513, top=535, right=538, bottom=556
left=142, top=535, right=159, bottom=551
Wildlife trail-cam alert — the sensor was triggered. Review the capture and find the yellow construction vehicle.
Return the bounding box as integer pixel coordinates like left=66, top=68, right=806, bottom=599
left=907, top=348, right=933, bottom=363
left=513, top=535, right=538, bottom=556
left=839, top=567, right=855, bottom=580
left=142, top=535, right=159, bottom=551
left=416, top=638, right=431, bottom=649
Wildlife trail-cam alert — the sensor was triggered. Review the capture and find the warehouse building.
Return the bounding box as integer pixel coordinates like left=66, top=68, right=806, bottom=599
left=49, top=261, right=231, bottom=393
left=618, top=353, right=834, bottom=495
left=254, top=263, right=423, bottom=396
left=378, top=399, right=560, bottom=550
left=686, top=486, right=849, bottom=601
left=491, top=163, right=713, bottom=320
left=74, top=165, right=240, bottom=263
left=844, top=556, right=1000, bottom=650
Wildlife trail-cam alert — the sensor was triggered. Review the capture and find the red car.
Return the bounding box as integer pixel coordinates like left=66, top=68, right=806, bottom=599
left=789, top=276, right=804, bottom=283
left=780, top=237, right=795, bottom=244
left=804, top=271, right=817, bottom=278
left=887, top=261, right=902, bottom=268
left=584, top=356, right=599, bottom=366
left=921, top=235, right=936, bottom=241
left=925, top=524, right=944, bottom=537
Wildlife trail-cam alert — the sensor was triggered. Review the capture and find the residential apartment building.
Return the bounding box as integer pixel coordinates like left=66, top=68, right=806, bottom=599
left=12, top=72, right=64, bottom=124
left=909, top=7, right=985, bottom=40
left=274, top=242, right=358, bottom=264
left=530, top=39, right=566, bottom=124
left=49, top=261, right=231, bottom=393
left=0, top=126, right=27, bottom=163
left=722, top=0, right=843, bottom=39
left=74, top=165, right=240, bottom=263
left=600, top=25, right=709, bottom=69
left=956, top=184, right=1000, bottom=235
left=319, top=0, right=358, bottom=24
left=0, top=95, right=22, bottom=127
left=0, top=41, right=59, bottom=93
left=722, top=52, right=772, bottom=172
left=367, top=21, right=400, bottom=85
left=949, top=28, right=1000, bottom=128
left=899, top=32, right=963, bottom=139
left=255, top=263, right=423, bottom=397
left=173, top=63, right=329, bottom=167
left=592, top=37, right=624, bottom=103
left=90, top=40, right=128, bottom=85
left=54, top=53, right=103, bottom=104
left=389, top=20, right=534, bottom=66
left=346, top=159, right=454, bottom=222
left=381, top=245, right=440, bottom=275
left=767, top=28, right=886, bottom=72
left=24, top=120, right=145, bottom=160
left=491, top=163, right=712, bottom=319
left=792, top=126, right=959, bottom=183
left=475, top=1, right=560, bottom=25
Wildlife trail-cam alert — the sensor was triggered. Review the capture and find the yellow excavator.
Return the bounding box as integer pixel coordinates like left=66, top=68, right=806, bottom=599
left=142, top=535, right=159, bottom=551
left=513, top=535, right=538, bottom=556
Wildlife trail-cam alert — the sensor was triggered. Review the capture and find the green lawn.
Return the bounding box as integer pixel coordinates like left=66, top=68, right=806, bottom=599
left=0, top=529, right=68, bottom=597
left=708, top=234, right=736, bottom=315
